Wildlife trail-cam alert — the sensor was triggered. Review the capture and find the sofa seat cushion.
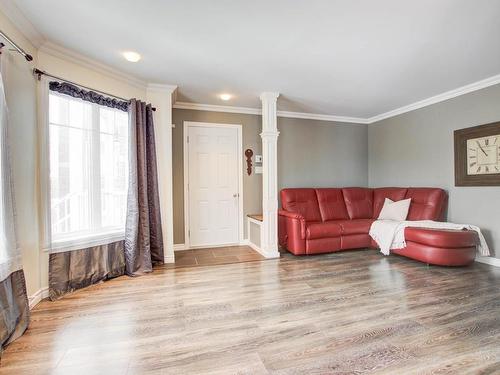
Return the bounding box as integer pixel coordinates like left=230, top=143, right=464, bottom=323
left=404, top=227, right=478, bottom=248
left=306, top=222, right=342, bottom=239
left=330, top=219, right=374, bottom=235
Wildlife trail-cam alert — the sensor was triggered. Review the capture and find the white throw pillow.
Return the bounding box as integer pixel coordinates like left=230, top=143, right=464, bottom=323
left=377, top=198, right=411, bottom=221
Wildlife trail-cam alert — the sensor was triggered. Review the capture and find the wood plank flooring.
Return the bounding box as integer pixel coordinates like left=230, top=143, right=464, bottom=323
left=1, top=249, right=499, bottom=374
left=171, top=246, right=265, bottom=268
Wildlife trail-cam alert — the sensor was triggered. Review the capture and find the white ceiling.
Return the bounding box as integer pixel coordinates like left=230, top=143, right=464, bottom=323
left=10, top=0, right=500, bottom=118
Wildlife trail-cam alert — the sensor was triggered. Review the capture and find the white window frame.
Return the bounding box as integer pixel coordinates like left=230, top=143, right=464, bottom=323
left=38, top=78, right=127, bottom=253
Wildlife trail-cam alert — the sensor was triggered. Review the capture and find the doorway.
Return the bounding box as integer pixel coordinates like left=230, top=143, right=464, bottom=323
left=183, top=122, right=243, bottom=248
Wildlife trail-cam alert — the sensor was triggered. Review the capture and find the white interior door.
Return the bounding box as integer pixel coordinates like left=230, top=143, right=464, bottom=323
left=187, top=124, right=240, bottom=247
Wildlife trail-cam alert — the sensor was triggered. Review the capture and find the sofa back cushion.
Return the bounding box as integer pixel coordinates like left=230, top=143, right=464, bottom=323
left=342, top=188, right=374, bottom=219
left=315, top=188, right=350, bottom=221
left=280, top=188, right=322, bottom=222
left=405, top=188, right=447, bottom=221
left=372, top=188, right=408, bottom=218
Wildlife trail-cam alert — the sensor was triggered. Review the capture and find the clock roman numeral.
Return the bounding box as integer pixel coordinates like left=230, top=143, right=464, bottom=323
left=470, top=162, right=476, bottom=167
left=485, top=138, right=489, bottom=146
left=486, top=166, right=489, bottom=172
left=477, top=166, right=481, bottom=173
left=496, top=166, right=500, bottom=172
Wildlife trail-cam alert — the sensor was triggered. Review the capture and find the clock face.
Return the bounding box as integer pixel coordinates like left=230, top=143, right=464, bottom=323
left=467, top=135, right=500, bottom=175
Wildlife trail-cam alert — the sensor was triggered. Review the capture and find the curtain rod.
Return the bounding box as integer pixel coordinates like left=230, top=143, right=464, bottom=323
left=33, top=68, right=156, bottom=111
left=0, top=29, right=34, bottom=61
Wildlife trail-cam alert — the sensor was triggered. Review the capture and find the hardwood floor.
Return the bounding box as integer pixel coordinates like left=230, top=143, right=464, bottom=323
left=171, top=246, right=265, bottom=267
left=1, top=249, right=499, bottom=374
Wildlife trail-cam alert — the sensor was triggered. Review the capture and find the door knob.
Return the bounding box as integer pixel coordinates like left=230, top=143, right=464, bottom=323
left=233, top=193, right=238, bottom=198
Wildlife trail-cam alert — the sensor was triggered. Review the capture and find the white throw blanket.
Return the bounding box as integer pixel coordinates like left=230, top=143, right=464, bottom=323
left=369, top=220, right=490, bottom=257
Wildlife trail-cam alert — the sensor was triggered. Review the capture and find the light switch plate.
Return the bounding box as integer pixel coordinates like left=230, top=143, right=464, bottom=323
left=255, top=166, right=263, bottom=174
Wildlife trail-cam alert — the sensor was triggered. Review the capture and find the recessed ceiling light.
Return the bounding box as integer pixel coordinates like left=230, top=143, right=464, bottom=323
left=122, top=51, right=141, bottom=62
left=219, top=94, right=232, bottom=101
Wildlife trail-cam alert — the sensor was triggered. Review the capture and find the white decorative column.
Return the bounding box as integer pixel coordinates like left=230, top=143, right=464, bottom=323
left=147, top=84, right=178, bottom=263
left=260, top=92, right=280, bottom=258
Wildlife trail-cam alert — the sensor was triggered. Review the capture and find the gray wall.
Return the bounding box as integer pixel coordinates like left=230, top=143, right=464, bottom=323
left=172, top=109, right=263, bottom=244
left=173, top=110, right=369, bottom=244
left=278, top=117, right=369, bottom=190
left=369, top=83, right=500, bottom=258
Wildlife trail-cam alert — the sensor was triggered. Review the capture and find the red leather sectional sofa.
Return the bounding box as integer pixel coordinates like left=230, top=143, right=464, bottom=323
left=278, top=187, right=478, bottom=266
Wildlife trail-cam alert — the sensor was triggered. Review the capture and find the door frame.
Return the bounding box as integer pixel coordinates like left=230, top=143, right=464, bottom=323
left=183, top=121, right=244, bottom=249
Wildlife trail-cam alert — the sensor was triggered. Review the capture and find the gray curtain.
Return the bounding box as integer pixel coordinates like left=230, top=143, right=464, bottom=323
left=49, top=241, right=126, bottom=300
left=0, top=270, right=29, bottom=353
left=0, top=52, right=29, bottom=354
left=125, top=99, right=164, bottom=276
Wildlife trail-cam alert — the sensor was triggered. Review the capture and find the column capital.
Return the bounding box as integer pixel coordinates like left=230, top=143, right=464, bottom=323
left=259, top=92, right=280, bottom=102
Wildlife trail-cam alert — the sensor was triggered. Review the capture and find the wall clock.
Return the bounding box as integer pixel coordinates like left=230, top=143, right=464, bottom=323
left=454, top=121, right=500, bottom=186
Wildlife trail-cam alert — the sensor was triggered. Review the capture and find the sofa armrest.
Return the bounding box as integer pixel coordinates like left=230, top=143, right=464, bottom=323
left=278, top=210, right=306, bottom=240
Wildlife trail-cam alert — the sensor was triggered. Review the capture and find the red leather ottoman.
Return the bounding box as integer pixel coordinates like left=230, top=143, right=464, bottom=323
left=391, top=228, right=478, bottom=266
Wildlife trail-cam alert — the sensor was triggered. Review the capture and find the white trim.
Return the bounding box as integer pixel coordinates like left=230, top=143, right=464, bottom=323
left=277, top=110, right=368, bottom=124
left=173, top=101, right=368, bottom=124
left=367, top=73, right=500, bottom=124
left=146, top=85, right=176, bottom=265
left=39, top=42, right=148, bottom=91
left=183, top=121, right=244, bottom=249
left=37, top=75, right=51, bottom=251
left=164, top=252, right=175, bottom=264
left=173, top=243, right=188, bottom=251
left=146, top=83, right=178, bottom=94
left=475, top=256, right=500, bottom=267
left=174, top=101, right=261, bottom=115
left=260, top=92, right=281, bottom=258
left=29, top=287, right=49, bottom=309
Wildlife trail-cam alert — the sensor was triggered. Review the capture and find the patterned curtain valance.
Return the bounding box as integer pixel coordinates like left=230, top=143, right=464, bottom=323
left=49, top=81, right=129, bottom=112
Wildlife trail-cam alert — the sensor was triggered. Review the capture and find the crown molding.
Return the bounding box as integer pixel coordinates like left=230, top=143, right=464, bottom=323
left=0, top=0, right=45, bottom=47
left=174, top=101, right=262, bottom=115
left=147, top=83, right=178, bottom=94
left=277, top=110, right=369, bottom=124
left=39, top=41, right=148, bottom=91
left=367, top=73, right=500, bottom=124
left=173, top=101, right=368, bottom=124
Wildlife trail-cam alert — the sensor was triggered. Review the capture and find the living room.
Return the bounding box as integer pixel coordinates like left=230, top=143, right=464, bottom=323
left=0, top=1, right=499, bottom=374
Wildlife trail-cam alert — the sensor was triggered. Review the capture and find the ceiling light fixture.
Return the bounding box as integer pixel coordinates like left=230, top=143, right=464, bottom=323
left=122, top=51, right=141, bottom=62
left=219, top=93, right=232, bottom=101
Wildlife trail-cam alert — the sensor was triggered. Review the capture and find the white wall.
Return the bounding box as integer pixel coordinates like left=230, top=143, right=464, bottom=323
left=1, top=8, right=176, bottom=299
left=1, top=10, right=40, bottom=297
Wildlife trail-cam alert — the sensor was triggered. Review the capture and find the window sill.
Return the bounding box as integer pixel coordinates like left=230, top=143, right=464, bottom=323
left=44, top=231, right=125, bottom=253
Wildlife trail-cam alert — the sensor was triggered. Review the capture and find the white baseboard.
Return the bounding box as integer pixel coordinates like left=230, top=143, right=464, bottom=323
left=174, top=240, right=250, bottom=252
left=164, top=253, right=175, bottom=263
left=475, top=256, right=500, bottom=267
left=29, top=287, right=49, bottom=309
left=173, top=243, right=189, bottom=251
left=246, top=240, right=280, bottom=259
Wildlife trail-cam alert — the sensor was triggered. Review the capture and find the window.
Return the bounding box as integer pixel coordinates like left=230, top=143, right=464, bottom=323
left=48, top=92, right=128, bottom=250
